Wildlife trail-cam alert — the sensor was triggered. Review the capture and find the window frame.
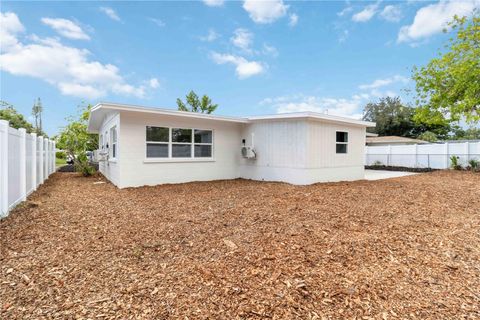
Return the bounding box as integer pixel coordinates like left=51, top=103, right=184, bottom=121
left=335, top=130, right=349, bottom=154
left=145, top=126, right=214, bottom=162
left=171, top=128, right=193, bottom=158
left=110, top=126, right=117, bottom=159
left=193, top=129, right=214, bottom=158
left=146, top=126, right=170, bottom=159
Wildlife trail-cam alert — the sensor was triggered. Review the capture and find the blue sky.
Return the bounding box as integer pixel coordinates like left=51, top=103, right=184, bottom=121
left=1, top=0, right=479, bottom=136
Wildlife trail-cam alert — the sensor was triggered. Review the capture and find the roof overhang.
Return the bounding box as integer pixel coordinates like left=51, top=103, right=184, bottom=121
left=247, top=112, right=376, bottom=127
left=87, top=102, right=250, bottom=133
left=88, top=103, right=375, bottom=133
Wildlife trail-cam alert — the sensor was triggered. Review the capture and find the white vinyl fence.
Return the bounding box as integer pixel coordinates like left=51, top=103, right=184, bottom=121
left=0, top=120, right=55, bottom=218
left=365, top=141, right=480, bottom=169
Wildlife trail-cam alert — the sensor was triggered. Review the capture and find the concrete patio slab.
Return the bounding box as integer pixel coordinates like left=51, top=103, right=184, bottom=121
left=364, top=169, right=419, bottom=180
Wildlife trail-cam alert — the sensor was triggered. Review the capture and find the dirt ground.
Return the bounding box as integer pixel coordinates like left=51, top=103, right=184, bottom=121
left=1, top=171, right=479, bottom=319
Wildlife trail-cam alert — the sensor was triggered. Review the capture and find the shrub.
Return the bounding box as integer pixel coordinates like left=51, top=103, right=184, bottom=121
left=56, top=151, right=66, bottom=159
left=450, top=155, right=462, bottom=170
left=74, top=153, right=96, bottom=177
left=468, top=159, right=479, bottom=172
left=372, top=160, right=383, bottom=166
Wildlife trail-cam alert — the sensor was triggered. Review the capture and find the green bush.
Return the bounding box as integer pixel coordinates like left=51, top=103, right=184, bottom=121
left=450, top=155, right=462, bottom=170
left=74, top=153, right=96, bottom=177
left=56, top=151, right=66, bottom=159
left=468, top=159, right=479, bottom=172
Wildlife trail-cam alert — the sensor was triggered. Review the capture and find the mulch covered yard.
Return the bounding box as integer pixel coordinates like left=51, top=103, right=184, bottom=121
left=1, top=171, right=479, bottom=319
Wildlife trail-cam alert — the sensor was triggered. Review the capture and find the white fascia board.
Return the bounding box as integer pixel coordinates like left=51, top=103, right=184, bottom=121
left=248, top=112, right=375, bottom=127
left=96, top=102, right=250, bottom=123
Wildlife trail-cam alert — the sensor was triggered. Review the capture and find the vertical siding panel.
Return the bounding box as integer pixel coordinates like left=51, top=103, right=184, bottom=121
left=307, top=120, right=365, bottom=168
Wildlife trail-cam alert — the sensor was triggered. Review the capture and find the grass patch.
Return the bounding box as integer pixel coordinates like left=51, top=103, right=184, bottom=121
left=55, top=157, right=67, bottom=166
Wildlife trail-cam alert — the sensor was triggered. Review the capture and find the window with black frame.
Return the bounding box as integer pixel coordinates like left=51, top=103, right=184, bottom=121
left=336, top=131, right=348, bottom=154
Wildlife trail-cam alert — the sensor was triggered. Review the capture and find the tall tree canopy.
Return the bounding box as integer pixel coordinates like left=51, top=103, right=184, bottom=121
left=177, top=90, right=218, bottom=114
left=413, top=14, right=480, bottom=124
left=363, top=96, right=451, bottom=139
left=363, top=97, right=415, bottom=136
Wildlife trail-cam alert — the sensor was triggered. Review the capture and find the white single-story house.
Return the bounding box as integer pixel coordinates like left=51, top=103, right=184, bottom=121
left=87, top=102, right=375, bottom=188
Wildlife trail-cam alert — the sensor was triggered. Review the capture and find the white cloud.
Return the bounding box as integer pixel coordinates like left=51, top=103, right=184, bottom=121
left=200, top=28, right=219, bottom=42
left=398, top=0, right=480, bottom=43
left=99, top=7, right=121, bottom=22
left=260, top=94, right=367, bottom=119
left=203, top=0, right=224, bottom=7
left=243, top=0, right=288, bottom=24
left=211, top=52, right=265, bottom=79
left=380, top=5, right=403, bottom=22
left=262, top=43, right=278, bottom=57
left=0, top=12, right=153, bottom=99
left=41, top=17, right=90, bottom=40
left=352, top=3, right=379, bottom=22
left=149, top=78, right=160, bottom=89
left=359, top=75, right=409, bottom=90
left=288, top=13, right=298, bottom=27
left=149, top=17, right=165, bottom=27
left=231, top=28, right=253, bottom=52
left=58, top=83, right=105, bottom=98
left=0, top=12, right=25, bottom=51
left=337, top=5, right=353, bottom=17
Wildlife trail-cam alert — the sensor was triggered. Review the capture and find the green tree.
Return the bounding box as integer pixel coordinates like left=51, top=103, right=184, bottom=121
left=56, top=104, right=98, bottom=176
left=363, top=97, right=417, bottom=136
left=0, top=105, right=35, bottom=133
left=452, top=126, right=480, bottom=140
left=413, top=14, right=480, bottom=125
left=32, top=98, right=43, bottom=134
left=417, top=131, right=438, bottom=142
left=363, top=96, right=452, bottom=139
left=177, top=90, right=218, bottom=114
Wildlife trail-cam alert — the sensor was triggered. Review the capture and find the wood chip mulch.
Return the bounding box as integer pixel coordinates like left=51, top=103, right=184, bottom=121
left=1, top=171, right=479, bottom=319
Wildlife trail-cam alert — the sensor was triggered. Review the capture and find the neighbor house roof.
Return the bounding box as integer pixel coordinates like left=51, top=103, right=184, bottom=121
left=366, top=136, right=428, bottom=145
left=88, top=102, right=375, bottom=133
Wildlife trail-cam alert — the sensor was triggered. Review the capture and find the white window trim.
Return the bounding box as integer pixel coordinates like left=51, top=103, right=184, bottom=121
left=110, top=126, right=117, bottom=160
left=335, top=130, right=349, bottom=154
left=145, top=126, right=214, bottom=161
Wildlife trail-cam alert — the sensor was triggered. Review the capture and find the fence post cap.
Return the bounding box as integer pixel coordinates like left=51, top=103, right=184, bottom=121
left=0, top=119, right=9, bottom=125
left=18, top=128, right=27, bottom=133
left=31, top=132, right=37, bottom=137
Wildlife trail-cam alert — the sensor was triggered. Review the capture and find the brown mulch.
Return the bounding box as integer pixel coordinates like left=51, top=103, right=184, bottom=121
left=1, top=171, right=479, bottom=319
